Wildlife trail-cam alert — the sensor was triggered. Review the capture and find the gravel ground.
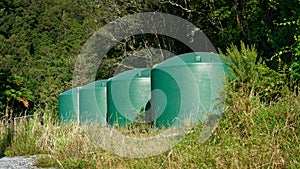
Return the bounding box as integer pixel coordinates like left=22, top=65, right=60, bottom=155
left=0, top=156, right=47, bottom=169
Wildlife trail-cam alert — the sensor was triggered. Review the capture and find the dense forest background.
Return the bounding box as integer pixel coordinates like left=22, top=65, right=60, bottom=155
left=0, top=0, right=299, bottom=122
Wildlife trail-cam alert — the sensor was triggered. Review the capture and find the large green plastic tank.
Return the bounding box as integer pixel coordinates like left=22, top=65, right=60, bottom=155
left=150, top=52, right=228, bottom=128
left=107, top=68, right=151, bottom=127
left=58, top=87, right=80, bottom=123
left=79, top=80, right=107, bottom=125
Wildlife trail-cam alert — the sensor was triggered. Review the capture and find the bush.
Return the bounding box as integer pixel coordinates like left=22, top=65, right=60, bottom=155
left=222, top=42, right=288, bottom=103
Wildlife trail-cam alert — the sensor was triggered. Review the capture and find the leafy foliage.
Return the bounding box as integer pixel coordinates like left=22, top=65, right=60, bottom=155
left=0, top=3, right=299, bottom=165
left=0, top=69, right=33, bottom=121
left=0, top=0, right=299, bottom=119
left=222, top=42, right=287, bottom=103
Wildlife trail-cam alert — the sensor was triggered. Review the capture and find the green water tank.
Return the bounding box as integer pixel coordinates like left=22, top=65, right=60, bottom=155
left=58, top=87, right=80, bottom=123
left=150, top=52, right=228, bottom=128
left=79, top=80, right=107, bottom=125
left=107, top=68, right=151, bottom=127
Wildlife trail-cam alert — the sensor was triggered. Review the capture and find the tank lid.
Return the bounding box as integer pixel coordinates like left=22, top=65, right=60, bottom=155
left=109, top=68, right=150, bottom=81
left=153, top=52, right=225, bottom=68
left=81, top=80, right=107, bottom=89
left=59, top=87, right=80, bottom=96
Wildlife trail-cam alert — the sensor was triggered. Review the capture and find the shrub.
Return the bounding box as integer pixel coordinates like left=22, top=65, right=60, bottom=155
left=222, top=42, right=288, bottom=103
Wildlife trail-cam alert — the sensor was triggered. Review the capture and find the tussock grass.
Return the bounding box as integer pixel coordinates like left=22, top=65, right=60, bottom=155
left=0, top=93, right=298, bottom=168
left=0, top=44, right=299, bottom=168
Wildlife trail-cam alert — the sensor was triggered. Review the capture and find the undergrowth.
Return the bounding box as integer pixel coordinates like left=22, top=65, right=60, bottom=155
left=0, top=43, right=299, bottom=168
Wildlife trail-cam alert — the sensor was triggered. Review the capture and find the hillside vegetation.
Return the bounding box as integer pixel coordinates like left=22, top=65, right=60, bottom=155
left=0, top=0, right=299, bottom=168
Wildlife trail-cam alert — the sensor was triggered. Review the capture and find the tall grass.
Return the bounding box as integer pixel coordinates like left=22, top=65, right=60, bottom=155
left=34, top=94, right=298, bottom=168
left=0, top=43, right=299, bottom=168
left=1, top=93, right=298, bottom=168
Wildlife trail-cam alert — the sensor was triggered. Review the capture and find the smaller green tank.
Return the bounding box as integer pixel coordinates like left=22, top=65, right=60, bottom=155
left=58, top=87, right=80, bottom=123
left=107, top=68, right=151, bottom=127
left=79, top=80, right=107, bottom=125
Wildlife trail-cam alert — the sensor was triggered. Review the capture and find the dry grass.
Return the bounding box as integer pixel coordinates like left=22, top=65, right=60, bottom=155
left=0, top=93, right=298, bottom=168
